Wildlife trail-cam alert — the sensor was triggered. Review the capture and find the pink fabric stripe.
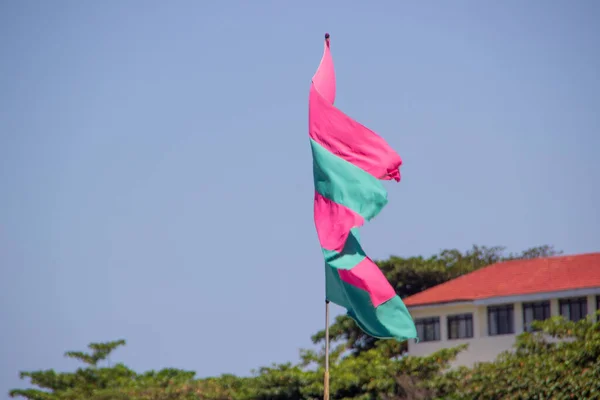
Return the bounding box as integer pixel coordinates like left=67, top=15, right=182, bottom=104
left=338, top=257, right=396, bottom=307
left=311, top=40, right=336, bottom=104
left=309, top=39, right=402, bottom=182
left=309, top=85, right=402, bottom=181
left=314, top=192, right=364, bottom=252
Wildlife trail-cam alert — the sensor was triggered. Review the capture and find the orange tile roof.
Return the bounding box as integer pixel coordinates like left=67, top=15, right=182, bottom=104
left=403, top=252, right=600, bottom=307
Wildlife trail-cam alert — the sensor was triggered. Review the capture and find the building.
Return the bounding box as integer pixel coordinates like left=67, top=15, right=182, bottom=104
left=403, top=252, right=600, bottom=367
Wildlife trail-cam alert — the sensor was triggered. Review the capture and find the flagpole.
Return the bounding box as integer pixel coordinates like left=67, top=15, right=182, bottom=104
left=324, top=299, right=330, bottom=400
left=321, top=31, right=332, bottom=400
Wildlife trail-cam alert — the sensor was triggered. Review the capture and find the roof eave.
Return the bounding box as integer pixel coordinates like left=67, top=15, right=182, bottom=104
left=406, top=300, right=475, bottom=310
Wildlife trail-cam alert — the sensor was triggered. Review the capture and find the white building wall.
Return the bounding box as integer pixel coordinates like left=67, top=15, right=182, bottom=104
left=408, top=303, right=520, bottom=368
left=407, top=290, right=600, bottom=368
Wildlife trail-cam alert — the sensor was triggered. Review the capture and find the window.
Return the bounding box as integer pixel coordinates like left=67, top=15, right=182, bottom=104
left=415, top=317, right=440, bottom=342
left=488, top=304, right=514, bottom=335
left=447, top=313, right=474, bottom=339
left=559, top=297, right=587, bottom=322
left=523, top=301, right=551, bottom=332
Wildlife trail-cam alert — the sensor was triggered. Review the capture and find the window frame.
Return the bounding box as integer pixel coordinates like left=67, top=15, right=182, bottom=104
left=447, top=313, right=474, bottom=340
left=522, top=300, right=551, bottom=332
left=559, top=297, right=588, bottom=322
left=415, top=317, right=441, bottom=342
left=487, top=304, right=515, bottom=336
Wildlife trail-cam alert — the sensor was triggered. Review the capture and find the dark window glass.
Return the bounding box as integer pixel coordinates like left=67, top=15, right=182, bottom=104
left=523, top=301, right=551, bottom=332
left=447, top=313, right=474, bottom=339
left=415, top=317, right=440, bottom=342
left=488, top=304, right=514, bottom=335
left=559, top=297, right=588, bottom=322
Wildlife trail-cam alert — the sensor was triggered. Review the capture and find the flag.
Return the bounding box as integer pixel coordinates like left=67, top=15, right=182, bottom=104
left=309, top=34, right=417, bottom=342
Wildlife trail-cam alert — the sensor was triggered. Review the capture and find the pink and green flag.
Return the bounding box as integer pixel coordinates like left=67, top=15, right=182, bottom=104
left=309, top=34, right=417, bottom=342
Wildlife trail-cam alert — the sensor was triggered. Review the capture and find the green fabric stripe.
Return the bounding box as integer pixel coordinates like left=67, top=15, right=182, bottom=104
left=321, top=228, right=365, bottom=270
left=325, top=263, right=417, bottom=341
left=310, top=139, right=388, bottom=221
left=324, top=262, right=350, bottom=309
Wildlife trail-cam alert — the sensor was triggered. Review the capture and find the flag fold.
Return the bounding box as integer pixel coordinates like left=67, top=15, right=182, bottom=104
left=309, top=35, right=417, bottom=342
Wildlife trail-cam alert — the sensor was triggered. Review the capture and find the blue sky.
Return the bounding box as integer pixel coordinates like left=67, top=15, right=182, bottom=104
left=1, top=0, right=599, bottom=396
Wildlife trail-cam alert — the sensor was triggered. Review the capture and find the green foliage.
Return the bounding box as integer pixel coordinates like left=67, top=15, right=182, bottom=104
left=10, top=340, right=460, bottom=400
left=64, top=340, right=126, bottom=367
left=12, top=244, right=593, bottom=400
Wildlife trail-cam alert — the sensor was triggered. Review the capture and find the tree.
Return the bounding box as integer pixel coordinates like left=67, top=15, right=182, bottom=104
left=9, top=340, right=131, bottom=400
left=10, top=340, right=463, bottom=400
left=9, top=340, right=200, bottom=400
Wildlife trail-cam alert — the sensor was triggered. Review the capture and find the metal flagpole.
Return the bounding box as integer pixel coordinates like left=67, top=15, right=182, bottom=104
left=324, top=299, right=330, bottom=400
left=324, top=34, right=331, bottom=400
left=321, top=32, right=332, bottom=400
